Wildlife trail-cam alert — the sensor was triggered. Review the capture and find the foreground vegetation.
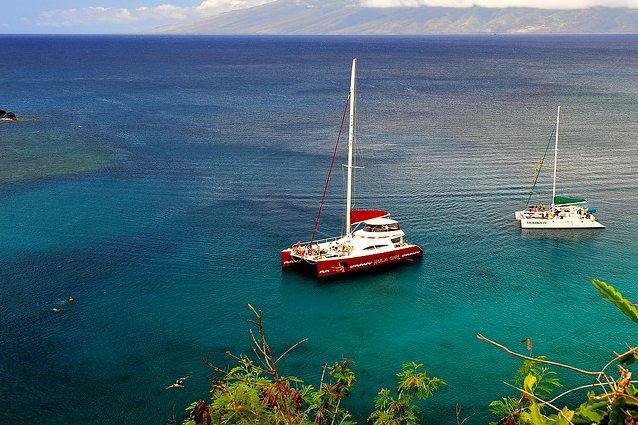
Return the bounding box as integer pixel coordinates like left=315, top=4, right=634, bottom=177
left=179, top=279, right=638, bottom=424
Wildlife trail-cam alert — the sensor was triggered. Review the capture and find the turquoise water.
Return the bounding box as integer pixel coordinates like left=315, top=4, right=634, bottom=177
left=1, top=34, right=637, bottom=423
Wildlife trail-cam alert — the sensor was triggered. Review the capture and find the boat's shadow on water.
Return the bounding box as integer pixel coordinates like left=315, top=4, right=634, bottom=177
left=280, top=257, right=424, bottom=285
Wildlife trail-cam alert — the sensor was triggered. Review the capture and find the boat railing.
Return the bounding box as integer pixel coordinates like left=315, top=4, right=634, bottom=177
left=291, top=235, right=343, bottom=249
left=290, top=235, right=356, bottom=259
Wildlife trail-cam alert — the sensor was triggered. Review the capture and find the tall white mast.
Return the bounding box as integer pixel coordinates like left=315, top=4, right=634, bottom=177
left=551, top=105, right=560, bottom=205
left=345, top=58, right=356, bottom=232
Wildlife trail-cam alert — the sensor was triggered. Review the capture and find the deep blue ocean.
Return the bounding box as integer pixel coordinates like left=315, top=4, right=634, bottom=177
left=1, top=34, right=637, bottom=424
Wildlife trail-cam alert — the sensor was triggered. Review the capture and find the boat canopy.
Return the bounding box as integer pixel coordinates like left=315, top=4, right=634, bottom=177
left=350, top=209, right=389, bottom=225
left=363, top=217, right=399, bottom=226
left=554, top=196, right=587, bottom=205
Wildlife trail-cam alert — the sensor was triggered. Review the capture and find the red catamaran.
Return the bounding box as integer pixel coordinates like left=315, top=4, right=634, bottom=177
left=281, top=58, right=423, bottom=277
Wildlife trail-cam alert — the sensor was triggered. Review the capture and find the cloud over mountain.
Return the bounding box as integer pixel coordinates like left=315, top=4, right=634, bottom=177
left=360, top=0, right=638, bottom=8
left=145, top=0, right=638, bottom=34
left=26, top=0, right=638, bottom=33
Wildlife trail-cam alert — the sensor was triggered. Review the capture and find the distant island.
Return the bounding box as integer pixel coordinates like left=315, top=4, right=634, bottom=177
left=145, top=0, right=638, bottom=35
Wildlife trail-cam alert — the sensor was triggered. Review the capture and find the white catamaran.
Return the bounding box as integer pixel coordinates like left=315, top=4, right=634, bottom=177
left=515, top=106, right=605, bottom=229
left=281, top=58, right=423, bottom=277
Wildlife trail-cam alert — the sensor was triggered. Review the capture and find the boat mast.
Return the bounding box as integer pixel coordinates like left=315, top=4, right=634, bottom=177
left=551, top=105, right=560, bottom=205
left=345, top=58, right=356, bottom=232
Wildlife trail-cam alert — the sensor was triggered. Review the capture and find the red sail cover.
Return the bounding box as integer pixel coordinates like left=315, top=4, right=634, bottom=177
left=350, top=209, right=389, bottom=224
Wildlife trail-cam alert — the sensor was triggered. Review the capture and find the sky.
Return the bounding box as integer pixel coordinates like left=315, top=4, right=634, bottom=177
left=3, top=0, right=638, bottom=34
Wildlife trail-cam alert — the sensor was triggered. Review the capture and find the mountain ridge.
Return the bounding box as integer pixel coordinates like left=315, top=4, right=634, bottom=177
left=145, top=1, right=638, bottom=35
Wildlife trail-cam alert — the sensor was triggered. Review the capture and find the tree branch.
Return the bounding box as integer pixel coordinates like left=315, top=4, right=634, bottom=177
left=477, top=334, right=602, bottom=376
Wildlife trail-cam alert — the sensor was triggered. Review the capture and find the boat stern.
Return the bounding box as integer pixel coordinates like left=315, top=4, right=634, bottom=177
left=281, top=248, right=297, bottom=268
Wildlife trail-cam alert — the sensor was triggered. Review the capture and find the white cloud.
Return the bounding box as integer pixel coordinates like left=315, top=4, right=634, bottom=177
left=359, top=0, right=638, bottom=8
left=195, top=0, right=269, bottom=14
left=38, top=5, right=187, bottom=26
left=34, top=0, right=272, bottom=28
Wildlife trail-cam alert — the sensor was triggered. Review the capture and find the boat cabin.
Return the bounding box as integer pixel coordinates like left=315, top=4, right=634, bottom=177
left=354, top=217, right=406, bottom=249
left=360, top=217, right=400, bottom=233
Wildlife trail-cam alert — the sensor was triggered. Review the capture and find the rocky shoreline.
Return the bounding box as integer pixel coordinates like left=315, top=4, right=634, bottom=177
left=0, top=109, right=17, bottom=120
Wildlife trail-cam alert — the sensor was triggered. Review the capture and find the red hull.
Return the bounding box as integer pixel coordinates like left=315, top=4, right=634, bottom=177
left=281, top=245, right=423, bottom=277
left=281, top=249, right=296, bottom=268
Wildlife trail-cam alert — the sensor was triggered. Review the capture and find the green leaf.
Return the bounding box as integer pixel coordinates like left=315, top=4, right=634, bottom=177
left=575, top=406, right=606, bottom=423
left=608, top=397, right=627, bottom=425
left=524, top=373, right=538, bottom=396
left=521, top=404, right=547, bottom=425
left=618, top=351, right=636, bottom=365
left=554, top=407, right=574, bottom=425
left=592, top=279, right=638, bottom=325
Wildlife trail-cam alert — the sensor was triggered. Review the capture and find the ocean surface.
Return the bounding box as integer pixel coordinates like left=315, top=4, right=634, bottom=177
left=1, top=34, right=637, bottom=424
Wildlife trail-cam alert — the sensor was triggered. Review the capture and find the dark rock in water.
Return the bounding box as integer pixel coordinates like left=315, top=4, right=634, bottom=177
left=0, top=110, right=17, bottom=120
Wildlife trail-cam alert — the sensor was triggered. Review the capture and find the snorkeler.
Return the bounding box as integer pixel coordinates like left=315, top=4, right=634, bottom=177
left=166, top=377, right=186, bottom=389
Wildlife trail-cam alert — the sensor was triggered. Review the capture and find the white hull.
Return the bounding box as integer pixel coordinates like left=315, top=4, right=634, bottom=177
left=282, top=217, right=423, bottom=276
left=288, top=218, right=410, bottom=264
left=516, top=205, right=605, bottom=228
left=519, top=216, right=605, bottom=229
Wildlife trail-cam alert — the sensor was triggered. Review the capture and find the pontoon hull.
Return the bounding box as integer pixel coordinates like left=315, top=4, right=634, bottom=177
left=281, top=245, right=423, bottom=277
left=281, top=249, right=297, bottom=268
left=520, top=218, right=605, bottom=229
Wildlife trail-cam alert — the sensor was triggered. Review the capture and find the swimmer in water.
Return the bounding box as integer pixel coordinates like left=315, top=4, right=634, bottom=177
left=52, top=308, right=63, bottom=312
left=166, top=377, right=185, bottom=389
